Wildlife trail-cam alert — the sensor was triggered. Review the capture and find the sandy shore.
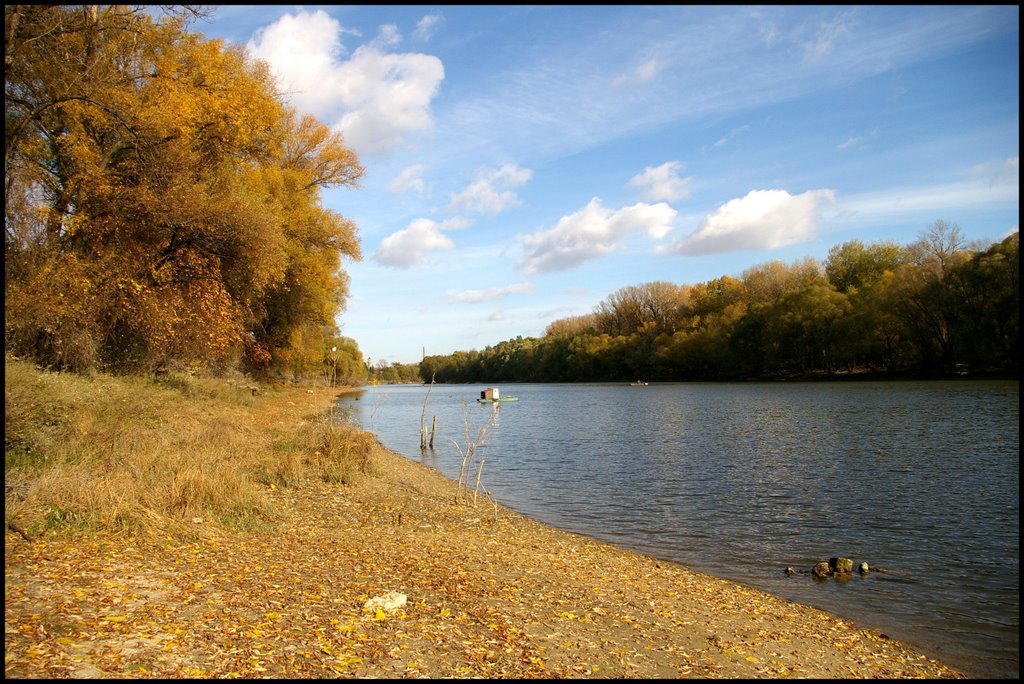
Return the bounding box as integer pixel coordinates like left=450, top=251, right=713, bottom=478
left=4, top=387, right=965, bottom=678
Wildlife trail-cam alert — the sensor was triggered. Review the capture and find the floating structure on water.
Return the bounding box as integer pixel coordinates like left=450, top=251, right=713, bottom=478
left=477, top=387, right=519, bottom=403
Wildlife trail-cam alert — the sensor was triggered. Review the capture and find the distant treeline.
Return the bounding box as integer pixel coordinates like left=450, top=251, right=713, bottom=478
left=420, top=223, right=1018, bottom=383
left=367, top=361, right=423, bottom=385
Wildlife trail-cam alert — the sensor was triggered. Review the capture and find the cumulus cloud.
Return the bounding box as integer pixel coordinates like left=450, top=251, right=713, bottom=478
left=246, top=10, right=444, bottom=155
left=332, top=46, right=444, bottom=154
left=388, top=164, right=426, bottom=195
left=516, top=198, right=677, bottom=275
left=628, top=161, right=692, bottom=202
left=443, top=282, right=535, bottom=304
left=373, top=218, right=455, bottom=268
left=447, top=164, right=533, bottom=215
left=657, top=189, right=835, bottom=256
left=246, top=11, right=349, bottom=113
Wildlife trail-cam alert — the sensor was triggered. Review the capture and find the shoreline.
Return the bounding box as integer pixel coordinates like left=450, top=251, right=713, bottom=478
left=4, top=385, right=966, bottom=678
left=342, top=441, right=968, bottom=678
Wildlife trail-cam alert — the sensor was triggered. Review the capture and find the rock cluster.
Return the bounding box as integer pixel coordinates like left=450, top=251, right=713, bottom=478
left=786, top=557, right=878, bottom=579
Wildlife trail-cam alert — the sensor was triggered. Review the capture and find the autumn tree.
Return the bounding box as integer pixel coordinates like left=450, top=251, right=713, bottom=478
left=593, top=282, right=689, bottom=337
left=825, top=240, right=904, bottom=293
left=5, top=5, right=364, bottom=376
left=879, top=221, right=977, bottom=369
left=544, top=313, right=599, bottom=338
left=325, top=336, right=368, bottom=386
left=741, top=257, right=823, bottom=305
left=683, top=276, right=745, bottom=333
left=934, top=231, right=1017, bottom=369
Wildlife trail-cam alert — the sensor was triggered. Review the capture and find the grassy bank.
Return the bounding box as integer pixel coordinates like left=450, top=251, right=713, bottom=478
left=4, top=353, right=378, bottom=539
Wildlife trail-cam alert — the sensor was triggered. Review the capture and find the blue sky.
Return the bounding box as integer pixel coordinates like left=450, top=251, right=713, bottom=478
left=194, top=5, right=1019, bottom=366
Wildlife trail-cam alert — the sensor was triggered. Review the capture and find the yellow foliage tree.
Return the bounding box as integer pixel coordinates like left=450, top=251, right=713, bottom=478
left=5, top=5, right=364, bottom=376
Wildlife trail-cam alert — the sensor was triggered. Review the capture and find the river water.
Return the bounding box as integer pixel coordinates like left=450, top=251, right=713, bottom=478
left=336, top=380, right=1019, bottom=679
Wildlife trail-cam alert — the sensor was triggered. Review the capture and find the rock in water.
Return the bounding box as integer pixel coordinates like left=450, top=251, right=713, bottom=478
left=829, top=557, right=854, bottom=575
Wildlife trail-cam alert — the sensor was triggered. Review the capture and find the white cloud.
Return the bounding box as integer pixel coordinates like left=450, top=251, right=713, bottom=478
left=332, top=46, right=445, bottom=154
left=443, top=283, right=535, bottom=303
left=833, top=176, right=1018, bottom=222
left=413, top=13, right=443, bottom=42
left=802, top=12, right=856, bottom=63
left=969, top=156, right=1019, bottom=186
left=516, top=198, right=677, bottom=274
left=447, top=164, right=533, bottom=215
left=372, top=24, right=402, bottom=49
left=711, top=124, right=751, bottom=149
left=373, top=218, right=455, bottom=268
left=246, top=10, right=347, bottom=113
left=388, top=164, right=426, bottom=195
left=439, top=217, right=473, bottom=231
left=658, top=189, right=836, bottom=256
left=628, top=161, right=692, bottom=202
left=837, top=126, right=878, bottom=151
left=613, top=58, right=663, bottom=87
left=246, top=10, right=444, bottom=155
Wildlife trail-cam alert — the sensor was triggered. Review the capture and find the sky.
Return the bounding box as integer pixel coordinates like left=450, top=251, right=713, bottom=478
left=193, top=5, right=1019, bottom=366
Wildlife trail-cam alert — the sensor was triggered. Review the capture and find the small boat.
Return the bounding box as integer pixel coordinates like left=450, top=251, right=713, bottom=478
left=477, top=387, right=518, bottom=403
left=630, top=380, right=649, bottom=386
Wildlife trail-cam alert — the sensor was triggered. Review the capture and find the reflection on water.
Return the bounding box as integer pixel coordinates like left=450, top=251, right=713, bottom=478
left=338, top=380, right=1019, bottom=679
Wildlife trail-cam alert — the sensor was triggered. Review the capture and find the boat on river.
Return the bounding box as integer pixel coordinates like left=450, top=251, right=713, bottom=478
left=477, top=387, right=518, bottom=403
left=630, top=380, right=649, bottom=386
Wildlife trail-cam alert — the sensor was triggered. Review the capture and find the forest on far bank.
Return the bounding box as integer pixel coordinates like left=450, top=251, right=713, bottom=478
left=419, top=222, right=1018, bottom=384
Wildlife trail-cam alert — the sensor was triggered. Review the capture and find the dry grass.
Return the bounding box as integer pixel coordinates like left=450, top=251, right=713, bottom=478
left=4, top=353, right=383, bottom=538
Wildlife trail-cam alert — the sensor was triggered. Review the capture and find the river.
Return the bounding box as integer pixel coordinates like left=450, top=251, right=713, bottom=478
left=335, top=380, right=1019, bottom=679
